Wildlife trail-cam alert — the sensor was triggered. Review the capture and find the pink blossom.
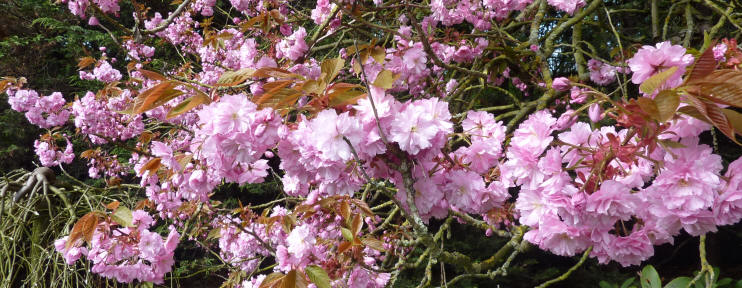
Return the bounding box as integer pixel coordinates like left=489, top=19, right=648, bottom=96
left=585, top=180, right=639, bottom=224
left=588, top=103, right=603, bottom=122
left=605, top=230, right=654, bottom=266
left=714, top=158, right=742, bottom=225
left=552, top=77, right=571, bottom=91
left=588, top=59, right=617, bottom=85
left=402, top=45, right=428, bottom=74
left=547, top=0, right=585, bottom=15
left=389, top=98, right=452, bottom=155
left=627, top=41, right=694, bottom=90
left=713, top=43, right=728, bottom=61
left=276, top=27, right=308, bottom=61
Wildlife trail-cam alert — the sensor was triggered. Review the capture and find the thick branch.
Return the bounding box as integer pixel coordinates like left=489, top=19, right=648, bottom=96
left=438, top=225, right=525, bottom=273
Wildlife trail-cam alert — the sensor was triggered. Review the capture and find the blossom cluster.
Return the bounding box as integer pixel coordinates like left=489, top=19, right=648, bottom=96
left=71, top=90, right=144, bottom=144
left=216, top=204, right=390, bottom=288
left=54, top=210, right=180, bottom=284
left=5, top=0, right=737, bottom=285
left=6, top=89, right=70, bottom=129
left=34, top=137, right=74, bottom=167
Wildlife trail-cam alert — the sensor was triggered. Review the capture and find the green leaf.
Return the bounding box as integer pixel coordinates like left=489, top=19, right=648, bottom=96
left=111, top=206, right=134, bottom=228
left=640, top=66, right=678, bottom=95
left=663, top=277, right=691, bottom=288
left=723, top=108, right=742, bottom=136
left=206, top=227, right=221, bottom=240
left=341, top=227, right=353, bottom=241
left=216, top=68, right=255, bottom=86
left=305, top=265, right=331, bottom=288
left=636, top=97, right=660, bottom=120
left=621, top=277, right=637, bottom=288
left=259, top=272, right=285, bottom=288
left=654, top=90, right=680, bottom=122
left=360, top=237, right=386, bottom=252
left=351, top=213, right=363, bottom=236
left=326, top=84, right=366, bottom=108
left=166, top=93, right=211, bottom=119
left=599, top=280, right=617, bottom=288
left=640, top=265, right=661, bottom=288
left=372, top=70, right=398, bottom=89
left=370, top=46, right=386, bottom=64
left=321, top=58, right=344, bottom=84
left=717, top=278, right=733, bottom=287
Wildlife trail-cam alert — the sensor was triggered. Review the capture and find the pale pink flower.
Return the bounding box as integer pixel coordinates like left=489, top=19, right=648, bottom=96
left=627, top=41, right=694, bottom=90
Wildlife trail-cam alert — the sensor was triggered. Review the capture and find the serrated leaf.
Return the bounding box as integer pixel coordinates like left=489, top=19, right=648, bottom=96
left=139, top=70, right=168, bottom=81
left=621, top=277, right=636, bottom=288
left=702, top=99, right=739, bottom=144
left=305, top=265, right=331, bottom=288
left=722, top=108, right=742, bottom=136
left=77, top=57, right=96, bottom=70
left=281, top=269, right=307, bottom=288
left=640, top=66, right=678, bottom=95
left=299, top=79, right=325, bottom=95
left=167, top=93, right=211, bottom=119
left=361, top=237, right=386, bottom=252
left=255, top=87, right=302, bottom=111
left=352, top=61, right=362, bottom=74
left=327, top=87, right=365, bottom=108
left=337, top=241, right=352, bottom=254
left=259, top=272, right=285, bottom=288
left=67, top=212, right=100, bottom=249
left=216, top=68, right=255, bottom=86
left=339, top=201, right=351, bottom=220
left=321, top=58, right=344, bottom=84
left=663, top=277, right=691, bottom=288
left=677, top=105, right=711, bottom=124
left=111, top=206, right=134, bottom=227
left=206, top=227, right=221, bottom=240
left=636, top=97, right=660, bottom=120
left=351, top=199, right=374, bottom=217
left=599, top=280, right=616, bottom=288
left=686, top=43, right=717, bottom=85
left=263, top=80, right=296, bottom=92
left=371, top=46, right=386, bottom=64
left=654, top=90, right=680, bottom=122
left=640, top=265, right=661, bottom=288
left=659, top=139, right=686, bottom=149
left=695, top=70, right=742, bottom=108
left=105, top=200, right=120, bottom=210
left=133, top=81, right=184, bottom=114
left=372, top=70, right=398, bottom=89
left=351, top=214, right=363, bottom=236
left=139, top=158, right=162, bottom=175
left=341, top=227, right=353, bottom=241
left=253, top=67, right=302, bottom=80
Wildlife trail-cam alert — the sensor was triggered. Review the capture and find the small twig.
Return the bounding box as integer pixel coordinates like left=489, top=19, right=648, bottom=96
left=407, top=9, right=488, bottom=79
left=352, top=40, right=390, bottom=145
left=343, top=136, right=372, bottom=183
left=534, top=246, right=593, bottom=288
left=140, top=0, right=193, bottom=34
